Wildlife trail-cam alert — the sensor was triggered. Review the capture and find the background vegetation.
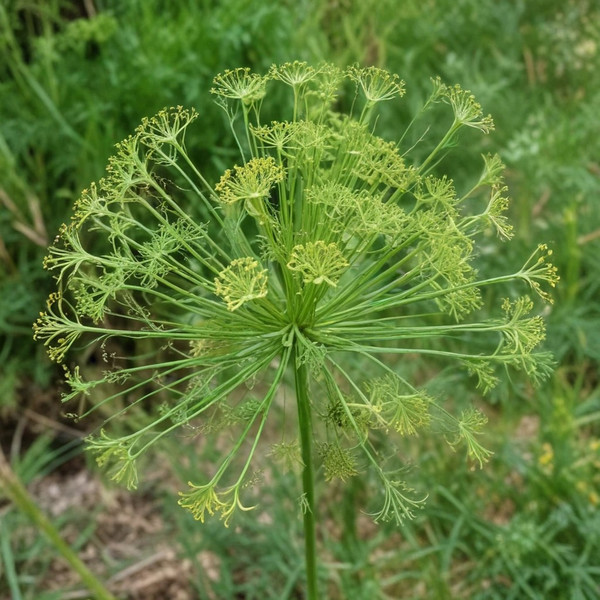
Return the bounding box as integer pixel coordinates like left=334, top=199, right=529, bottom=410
left=1, top=0, right=598, bottom=598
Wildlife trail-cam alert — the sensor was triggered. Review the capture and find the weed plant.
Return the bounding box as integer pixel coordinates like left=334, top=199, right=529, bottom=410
left=1, top=1, right=597, bottom=597
left=33, top=62, right=557, bottom=597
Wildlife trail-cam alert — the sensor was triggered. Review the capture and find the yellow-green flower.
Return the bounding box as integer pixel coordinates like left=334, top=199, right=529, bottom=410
left=214, top=257, right=269, bottom=311
left=287, top=241, right=348, bottom=287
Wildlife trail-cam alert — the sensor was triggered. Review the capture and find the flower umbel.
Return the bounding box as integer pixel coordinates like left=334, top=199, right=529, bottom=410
left=35, top=63, right=555, bottom=539
left=287, top=241, right=348, bottom=287
left=215, top=156, right=285, bottom=205
left=214, top=257, right=269, bottom=311
left=435, top=78, right=495, bottom=133
left=348, top=65, right=406, bottom=104
left=178, top=481, right=226, bottom=523
left=518, top=244, right=560, bottom=303
left=210, top=67, right=267, bottom=104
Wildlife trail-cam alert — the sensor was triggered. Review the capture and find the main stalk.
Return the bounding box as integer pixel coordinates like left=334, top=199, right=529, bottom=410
left=293, top=342, right=319, bottom=600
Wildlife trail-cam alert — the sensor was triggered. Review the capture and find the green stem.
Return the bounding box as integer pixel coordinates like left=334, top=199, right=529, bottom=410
left=293, top=342, right=319, bottom=600
left=0, top=449, right=117, bottom=600
left=418, top=120, right=460, bottom=174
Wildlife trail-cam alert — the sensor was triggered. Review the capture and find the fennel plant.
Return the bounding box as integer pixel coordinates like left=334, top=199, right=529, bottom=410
left=35, top=62, right=557, bottom=598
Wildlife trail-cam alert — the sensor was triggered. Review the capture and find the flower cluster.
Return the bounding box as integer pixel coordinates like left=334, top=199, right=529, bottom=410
left=287, top=241, right=349, bottom=287
left=215, top=157, right=285, bottom=205
left=35, top=63, right=556, bottom=527
left=214, top=257, right=269, bottom=311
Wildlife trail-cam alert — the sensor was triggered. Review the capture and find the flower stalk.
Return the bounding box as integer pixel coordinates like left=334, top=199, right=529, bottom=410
left=293, top=340, right=319, bottom=599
